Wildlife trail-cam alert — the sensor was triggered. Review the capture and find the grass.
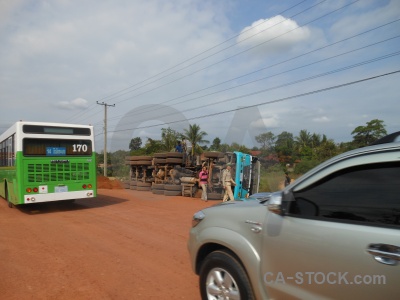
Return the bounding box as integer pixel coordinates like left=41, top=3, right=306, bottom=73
left=259, top=171, right=284, bottom=192
left=258, top=170, right=302, bottom=192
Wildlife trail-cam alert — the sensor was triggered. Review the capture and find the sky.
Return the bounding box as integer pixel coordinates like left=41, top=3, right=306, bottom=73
left=1, top=0, right=399, bottom=151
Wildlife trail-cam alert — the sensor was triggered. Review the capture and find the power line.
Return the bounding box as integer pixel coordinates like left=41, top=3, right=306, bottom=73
left=92, top=0, right=367, bottom=126
left=101, top=0, right=354, bottom=105
left=63, top=0, right=390, bottom=129
left=106, top=46, right=400, bottom=128
left=65, top=0, right=364, bottom=126
left=104, top=33, right=400, bottom=124
left=97, top=0, right=311, bottom=102
left=108, top=70, right=400, bottom=134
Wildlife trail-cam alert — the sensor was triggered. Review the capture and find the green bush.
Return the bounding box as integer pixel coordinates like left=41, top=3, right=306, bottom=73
left=294, top=160, right=321, bottom=174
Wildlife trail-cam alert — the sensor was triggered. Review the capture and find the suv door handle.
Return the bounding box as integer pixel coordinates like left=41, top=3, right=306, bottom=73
left=245, top=220, right=262, bottom=233
left=367, top=243, right=400, bottom=266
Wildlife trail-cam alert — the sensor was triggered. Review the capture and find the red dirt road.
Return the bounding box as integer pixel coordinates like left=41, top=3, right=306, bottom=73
left=0, top=188, right=214, bottom=300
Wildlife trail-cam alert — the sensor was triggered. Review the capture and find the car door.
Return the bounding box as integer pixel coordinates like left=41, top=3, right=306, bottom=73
left=261, top=160, right=400, bottom=299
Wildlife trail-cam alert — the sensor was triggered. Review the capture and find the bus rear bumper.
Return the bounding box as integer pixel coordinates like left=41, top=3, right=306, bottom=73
left=24, top=190, right=95, bottom=204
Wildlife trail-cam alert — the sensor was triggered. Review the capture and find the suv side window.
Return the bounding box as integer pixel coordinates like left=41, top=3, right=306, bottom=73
left=288, top=162, right=400, bottom=228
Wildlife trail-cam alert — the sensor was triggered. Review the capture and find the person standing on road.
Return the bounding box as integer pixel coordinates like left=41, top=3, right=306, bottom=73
left=284, top=172, right=291, bottom=187
left=222, top=164, right=236, bottom=202
left=199, top=166, right=209, bottom=201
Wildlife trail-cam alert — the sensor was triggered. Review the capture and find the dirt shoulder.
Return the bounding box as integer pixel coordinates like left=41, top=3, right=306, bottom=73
left=0, top=188, right=214, bottom=300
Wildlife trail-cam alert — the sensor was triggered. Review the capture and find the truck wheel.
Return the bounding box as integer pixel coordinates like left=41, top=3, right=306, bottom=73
left=164, top=190, right=182, bottom=196
left=203, top=151, right=224, bottom=159
left=151, top=183, right=165, bottom=190
left=125, top=155, right=153, bottom=161
left=166, top=152, right=184, bottom=158
left=164, top=184, right=182, bottom=191
left=166, top=158, right=183, bottom=164
left=199, top=251, right=254, bottom=300
left=152, top=189, right=165, bottom=195
left=137, top=181, right=152, bottom=187
left=136, top=186, right=151, bottom=191
left=154, top=158, right=167, bottom=165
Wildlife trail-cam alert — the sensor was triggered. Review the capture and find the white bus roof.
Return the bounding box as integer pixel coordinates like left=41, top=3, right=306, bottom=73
left=0, top=121, right=93, bottom=141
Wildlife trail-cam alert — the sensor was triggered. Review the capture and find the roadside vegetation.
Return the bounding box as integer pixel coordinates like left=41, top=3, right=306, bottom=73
left=98, top=119, right=388, bottom=192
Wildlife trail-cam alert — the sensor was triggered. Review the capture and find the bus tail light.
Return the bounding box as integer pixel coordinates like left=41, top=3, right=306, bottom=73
left=26, top=187, right=39, bottom=193
left=88, top=184, right=92, bottom=188
left=82, top=184, right=87, bottom=189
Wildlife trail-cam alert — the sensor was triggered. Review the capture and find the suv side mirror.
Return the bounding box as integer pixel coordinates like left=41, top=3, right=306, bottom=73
left=267, top=192, right=283, bottom=215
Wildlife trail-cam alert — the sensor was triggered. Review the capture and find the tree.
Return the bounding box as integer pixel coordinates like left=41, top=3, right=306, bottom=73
left=315, top=138, right=338, bottom=161
left=143, top=138, right=163, bottom=154
left=295, top=129, right=312, bottom=159
left=255, top=132, right=275, bottom=151
left=210, top=137, right=222, bottom=151
left=229, top=142, right=250, bottom=153
left=182, top=124, right=209, bottom=155
left=219, top=143, right=231, bottom=153
left=110, top=150, right=130, bottom=177
left=129, top=137, right=142, bottom=151
left=275, top=131, right=294, bottom=158
left=351, top=119, right=387, bottom=147
left=161, top=127, right=181, bottom=152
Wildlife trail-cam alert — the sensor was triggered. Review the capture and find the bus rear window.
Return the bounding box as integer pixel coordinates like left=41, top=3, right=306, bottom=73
left=23, top=139, right=92, bottom=156
left=23, top=125, right=91, bottom=135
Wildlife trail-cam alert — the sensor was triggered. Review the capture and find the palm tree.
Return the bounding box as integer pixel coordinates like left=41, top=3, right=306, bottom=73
left=182, top=124, right=209, bottom=155
left=295, top=129, right=312, bottom=159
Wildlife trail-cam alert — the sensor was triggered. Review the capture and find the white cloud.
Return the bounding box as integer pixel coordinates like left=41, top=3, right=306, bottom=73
left=251, top=116, right=279, bottom=129
left=56, top=98, right=89, bottom=110
left=236, top=15, right=311, bottom=54
left=312, top=116, right=330, bottom=123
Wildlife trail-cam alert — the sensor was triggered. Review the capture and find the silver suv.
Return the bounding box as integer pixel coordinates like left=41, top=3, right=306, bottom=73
left=188, top=133, right=400, bottom=299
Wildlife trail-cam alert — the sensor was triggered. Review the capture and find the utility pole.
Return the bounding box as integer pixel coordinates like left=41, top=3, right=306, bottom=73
left=97, top=101, right=115, bottom=177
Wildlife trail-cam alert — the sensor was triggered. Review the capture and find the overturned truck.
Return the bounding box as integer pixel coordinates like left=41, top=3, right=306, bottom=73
left=125, top=151, right=260, bottom=200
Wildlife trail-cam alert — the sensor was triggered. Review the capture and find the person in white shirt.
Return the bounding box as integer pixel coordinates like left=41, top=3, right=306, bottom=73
left=222, top=164, right=236, bottom=202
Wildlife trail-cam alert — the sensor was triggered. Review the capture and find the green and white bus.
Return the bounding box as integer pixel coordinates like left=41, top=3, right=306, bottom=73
left=0, top=121, right=97, bottom=207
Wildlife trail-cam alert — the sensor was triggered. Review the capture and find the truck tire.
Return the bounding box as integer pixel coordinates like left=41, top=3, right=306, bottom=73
left=164, top=184, right=182, bottom=191
left=166, top=158, right=183, bottom=164
left=203, top=151, right=224, bottom=159
left=137, top=186, right=151, bottom=191
left=164, top=190, right=182, bottom=196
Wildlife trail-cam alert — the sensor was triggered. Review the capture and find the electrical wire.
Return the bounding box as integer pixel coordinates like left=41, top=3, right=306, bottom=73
left=88, top=0, right=373, bottom=126
left=108, top=69, right=400, bottom=134
left=63, top=0, right=352, bottom=124
left=97, top=0, right=312, bottom=102
left=104, top=33, right=400, bottom=124
left=101, top=0, right=358, bottom=106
